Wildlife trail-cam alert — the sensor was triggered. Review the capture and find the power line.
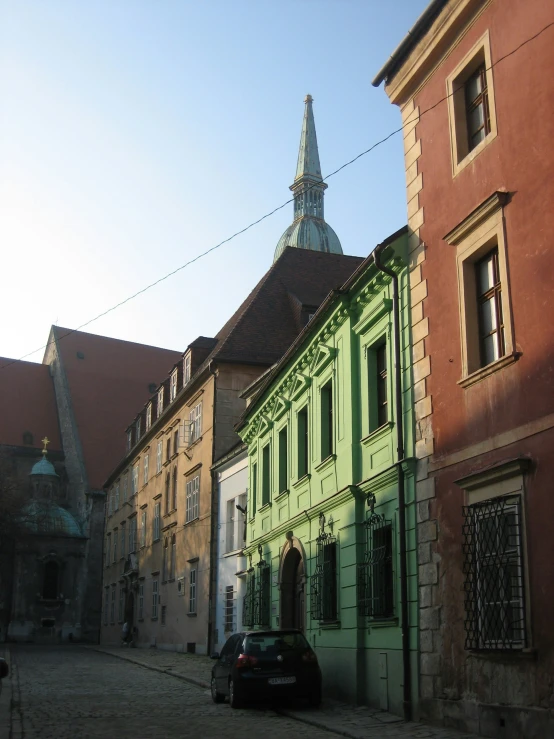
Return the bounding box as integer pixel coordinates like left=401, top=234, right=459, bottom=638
left=2, top=19, right=552, bottom=373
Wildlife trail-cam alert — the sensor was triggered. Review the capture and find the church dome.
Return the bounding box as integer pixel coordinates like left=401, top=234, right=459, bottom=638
left=274, top=216, right=342, bottom=261
left=22, top=500, right=83, bottom=537
left=30, top=456, right=58, bottom=477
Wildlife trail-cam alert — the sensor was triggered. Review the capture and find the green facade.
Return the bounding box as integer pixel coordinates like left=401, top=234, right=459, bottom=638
left=238, top=230, right=418, bottom=716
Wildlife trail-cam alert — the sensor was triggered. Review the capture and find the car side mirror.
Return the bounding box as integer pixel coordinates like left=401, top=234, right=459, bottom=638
left=0, top=659, right=8, bottom=679
left=210, top=652, right=220, bottom=660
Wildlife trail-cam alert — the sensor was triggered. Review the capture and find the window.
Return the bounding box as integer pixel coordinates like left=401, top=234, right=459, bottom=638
left=170, top=369, right=178, bottom=402
left=132, top=465, right=139, bottom=495
left=261, top=444, right=270, bottom=507
left=476, top=249, right=505, bottom=367
left=446, top=32, right=497, bottom=176
left=120, top=523, right=126, bottom=558
left=320, top=381, right=333, bottom=459
left=358, top=511, right=394, bottom=619
left=145, top=403, right=152, bottom=431
left=157, top=386, right=164, bottom=417
left=110, top=588, right=116, bottom=623
left=224, top=586, right=235, bottom=632
left=166, top=437, right=171, bottom=462
left=189, top=568, right=197, bottom=613
left=189, top=402, right=202, bottom=444
left=173, top=429, right=179, bottom=456
left=226, top=499, right=236, bottom=553
left=143, top=454, right=149, bottom=485
left=136, top=416, right=141, bottom=441
left=186, top=475, right=200, bottom=522
left=183, top=353, right=191, bottom=385
left=105, top=534, right=111, bottom=567
left=278, top=426, right=288, bottom=494
left=153, top=503, right=161, bottom=541
left=113, top=529, right=118, bottom=563
left=368, top=341, right=388, bottom=431
left=170, top=534, right=176, bottom=580
left=152, top=579, right=159, bottom=619
left=251, top=463, right=257, bottom=517
left=297, top=406, right=309, bottom=478
left=138, top=582, right=144, bottom=620
left=43, top=561, right=59, bottom=599
left=118, top=586, right=124, bottom=622
left=114, top=483, right=120, bottom=511
left=172, top=467, right=178, bottom=511
left=445, top=192, right=516, bottom=386
left=161, top=605, right=167, bottom=626
left=104, top=589, right=109, bottom=625
left=127, top=429, right=132, bottom=451
left=311, top=534, right=337, bottom=622
left=463, top=495, right=526, bottom=650
left=243, top=561, right=270, bottom=627
left=156, top=441, right=163, bottom=474
left=140, top=510, right=147, bottom=548
left=162, top=538, right=168, bottom=581
left=165, top=472, right=170, bottom=514
left=108, top=490, right=113, bottom=516
left=122, top=473, right=128, bottom=503
left=128, top=517, right=137, bottom=553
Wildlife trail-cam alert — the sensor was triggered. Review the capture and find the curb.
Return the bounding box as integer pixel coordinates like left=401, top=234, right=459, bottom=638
left=278, top=709, right=363, bottom=739
left=88, top=647, right=210, bottom=690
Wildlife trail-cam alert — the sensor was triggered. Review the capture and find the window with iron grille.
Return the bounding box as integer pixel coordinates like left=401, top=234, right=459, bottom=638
left=358, top=511, right=394, bottom=619
left=311, top=533, right=337, bottom=622
left=243, top=561, right=270, bottom=628
left=224, top=585, right=235, bottom=632
left=243, top=569, right=255, bottom=628
left=462, top=495, right=526, bottom=650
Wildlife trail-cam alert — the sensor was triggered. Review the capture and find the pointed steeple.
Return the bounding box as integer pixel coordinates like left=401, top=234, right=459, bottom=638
left=273, top=96, right=343, bottom=262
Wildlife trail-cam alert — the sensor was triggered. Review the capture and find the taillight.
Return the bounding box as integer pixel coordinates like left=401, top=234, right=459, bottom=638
left=302, top=649, right=318, bottom=664
left=236, top=653, right=258, bottom=669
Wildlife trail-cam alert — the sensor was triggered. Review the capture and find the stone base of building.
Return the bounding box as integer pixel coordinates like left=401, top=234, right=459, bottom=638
left=422, top=697, right=554, bottom=739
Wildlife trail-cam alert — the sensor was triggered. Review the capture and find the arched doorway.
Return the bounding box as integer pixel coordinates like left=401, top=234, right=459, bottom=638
left=280, top=547, right=305, bottom=631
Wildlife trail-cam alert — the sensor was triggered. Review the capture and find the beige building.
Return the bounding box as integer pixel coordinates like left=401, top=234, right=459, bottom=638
left=100, top=247, right=363, bottom=653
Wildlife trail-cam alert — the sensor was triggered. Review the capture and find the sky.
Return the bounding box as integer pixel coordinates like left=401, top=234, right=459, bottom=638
left=0, top=0, right=429, bottom=364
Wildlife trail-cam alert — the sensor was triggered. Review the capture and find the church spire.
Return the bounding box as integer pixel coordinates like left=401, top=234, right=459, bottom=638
left=295, top=94, right=323, bottom=184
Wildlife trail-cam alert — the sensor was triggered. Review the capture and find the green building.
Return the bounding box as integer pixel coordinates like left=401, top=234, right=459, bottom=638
left=237, top=227, right=419, bottom=718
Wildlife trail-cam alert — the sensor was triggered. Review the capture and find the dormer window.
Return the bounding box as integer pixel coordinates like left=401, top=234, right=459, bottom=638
left=136, top=416, right=141, bottom=440
left=170, top=369, right=178, bottom=402
left=126, top=429, right=133, bottom=451
left=145, top=403, right=152, bottom=431
left=157, top=386, right=164, bottom=417
left=183, top=353, right=191, bottom=386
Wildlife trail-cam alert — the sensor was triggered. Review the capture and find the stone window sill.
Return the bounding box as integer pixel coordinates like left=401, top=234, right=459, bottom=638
left=274, top=490, right=289, bottom=503
left=361, top=421, right=394, bottom=447
left=315, top=455, right=336, bottom=474
left=467, top=647, right=537, bottom=662
left=368, top=616, right=398, bottom=630
left=458, top=351, right=520, bottom=388
left=319, top=620, right=341, bottom=630
left=187, top=612, right=197, bottom=618
left=292, top=473, right=311, bottom=490
left=259, top=502, right=272, bottom=513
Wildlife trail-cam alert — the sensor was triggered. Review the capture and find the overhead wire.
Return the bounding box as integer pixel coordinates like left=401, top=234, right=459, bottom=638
left=1, top=18, right=552, bottom=373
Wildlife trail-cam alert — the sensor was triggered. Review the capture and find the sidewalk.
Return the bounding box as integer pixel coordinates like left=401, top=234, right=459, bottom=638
left=90, top=645, right=481, bottom=739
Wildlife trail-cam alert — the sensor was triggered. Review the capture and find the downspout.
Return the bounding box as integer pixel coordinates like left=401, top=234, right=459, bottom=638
left=373, top=245, right=412, bottom=721
left=208, top=362, right=218, bottom=655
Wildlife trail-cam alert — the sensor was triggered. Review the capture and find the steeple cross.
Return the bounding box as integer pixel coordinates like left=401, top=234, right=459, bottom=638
left=41, top=436, right=50, bottom=455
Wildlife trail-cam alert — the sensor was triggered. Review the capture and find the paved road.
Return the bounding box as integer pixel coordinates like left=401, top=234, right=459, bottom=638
left=8, top=646, right=341, bottom=739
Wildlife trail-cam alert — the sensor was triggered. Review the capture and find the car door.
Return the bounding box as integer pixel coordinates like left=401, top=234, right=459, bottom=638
left=215, top=634, right=240, bottom=692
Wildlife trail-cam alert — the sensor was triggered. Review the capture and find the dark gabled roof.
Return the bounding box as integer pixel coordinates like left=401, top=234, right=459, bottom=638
left=188, top=336, right=218, bottom=350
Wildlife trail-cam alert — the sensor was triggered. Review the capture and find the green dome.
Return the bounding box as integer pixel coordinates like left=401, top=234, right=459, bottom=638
left=22, top=500, right=83, bottom=537
left=30, top=457, right=58, bottom=477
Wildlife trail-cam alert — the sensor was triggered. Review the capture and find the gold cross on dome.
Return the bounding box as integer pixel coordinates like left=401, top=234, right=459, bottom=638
left=41, top=437, right=50, bottom=455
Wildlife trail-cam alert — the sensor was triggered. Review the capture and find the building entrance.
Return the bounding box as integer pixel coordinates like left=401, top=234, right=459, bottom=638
left=280, top=547, right=305, bottom=631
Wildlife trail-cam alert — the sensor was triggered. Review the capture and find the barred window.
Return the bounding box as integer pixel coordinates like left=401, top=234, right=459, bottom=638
left=224, top=585, right=235, bottom=632
left=358, top=511, right=393, bottom=619
left=463, top=495, right=526, bottom=650
left=311, top=533, right=337, bottom=622
left=243, top=558, right=270, bottom=628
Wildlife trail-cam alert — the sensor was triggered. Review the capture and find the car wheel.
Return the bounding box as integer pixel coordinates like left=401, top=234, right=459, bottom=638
left=229, top=679, right=244, bottom=709
left=307, top=687, right=322, bottom=708
left=211, top=676, right=225, bottom=704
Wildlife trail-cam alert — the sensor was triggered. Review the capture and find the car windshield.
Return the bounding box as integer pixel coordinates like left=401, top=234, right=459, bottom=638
left=244, top=632, right=309, bottom=654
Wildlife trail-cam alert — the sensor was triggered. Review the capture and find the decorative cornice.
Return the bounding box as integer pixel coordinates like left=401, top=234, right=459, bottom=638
left=454, top=458, right=531, bottom=491
left=444, top=191, right=510, bottom=245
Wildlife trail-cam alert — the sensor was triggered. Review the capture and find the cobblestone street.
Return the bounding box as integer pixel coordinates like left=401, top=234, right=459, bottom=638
left=1, top=646, right=482, bottom=739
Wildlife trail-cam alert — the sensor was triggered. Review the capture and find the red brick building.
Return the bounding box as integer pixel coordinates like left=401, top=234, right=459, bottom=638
left=373, top=1, right=554, bottom=736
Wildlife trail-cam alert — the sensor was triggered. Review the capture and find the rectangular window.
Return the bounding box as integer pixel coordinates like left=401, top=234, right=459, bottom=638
left=171, top=470, right=177, bottom=515
left=138, top=582, right=144, bottom=620
left=143, top=454, right=149, bottom=485
left=157, top=387, right=164, bottom=417
left=320, top=381, right=333, bottom=460
left=368, top=341, right=388, bottom=431
left=145, top=403, right=152, bottom=431
left=278, top=426, right=288, bottom=494
left=189, top=568, right=197, bottom=614
left=156, top=441, right=162, bottom=474
left=297, top=406, right=309, bottom=478
left=226, top=499, right=235, bottom=553
left=113, top=529, right=118, bottom=563
left=136, top=416, right=141, bottom=441
left=132, top=465, right=139, bottom=495
left=358, top=514, right=394, bottom=619
left=127, top=429, right=132, bottom=451
left=120, top=523, right=126, bottom=559
left=153, top=502, right=161, bottom=541
left=140, top=510, right=147, bottom=548
left=173, top=430, right=179, bottom=456
left=108, top=490, right=113, bottom=516
left=238, top=493, right=247, bottom=544
left=118, top=585, right=124, bottom=622
left=311, top=535, right=337, bottom=622
left=114, top=484, right=120, bottom=511
left=170, top=535, right=176, bottom=580
left=103, top=589, right=109, bottom=625
left=161, top=605, right=167, bottom=626
left=251, top=463, right=257, bottom=517
left=476, top=249, right=505, bottom=367
left=189, top=403, right=202, bottom=444
left=463, top=495, right=526, bottom=650
left=224, top=585, right=235, bottom=632
left=105, top=534, right=111, bottom=567
left=110, top=588, right=116, bottom=624
left=261, top=443, right=270, bottom=507
left=170, top=369, right=178, bottom=402
left=152, top=579, right=159, bottom=619
left=128, top=517, right=137, bottom=553
left=183, top=353, right=191, bottom=385
left=122, top=473, right=128, bottom=503
left=186, top=475, right=200, bottom=522
left=166, top=437, right=171, bottom=462
left=465, top=64, right=490, bottom=152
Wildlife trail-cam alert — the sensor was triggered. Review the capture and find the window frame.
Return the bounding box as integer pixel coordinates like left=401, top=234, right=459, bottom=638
left=261, top=442, right=271, bottom=507
left=143, top=454, right=149, bottom=485
left=183, top=352, right=191, bottom=385
left=145, top=403, right=152, bottom=431
left=297, top=405, right=309, bottom=479
left=157, top=386, right=164, bottom=417
left=278, top=424, right=288, bottom=495
left=186, top=475, right=200, bottom=523
left=152, top=579, right=159, bottom=619
left=153, top=502, right=161, bottom=541
left=320, top=379, right=334, bottom=460
left=140, top=510, right=147, bottom=548
left=156, top=441, right=163, bottom=474
left=189, top=567, right=197, bottom=614
left=170, top=369, right=178, bottom=402
left=138, top=582, right=144, bottom=620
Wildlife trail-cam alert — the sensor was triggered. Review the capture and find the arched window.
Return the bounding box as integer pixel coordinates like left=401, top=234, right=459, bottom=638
left=170, top=534, right=176, bottom=580
left=43, top=561, right=59, bottom=599
left=162, top=538, right=168, bottom=581
left=165, top=472, right=170, bottom=514
left=172, top=467, right=178, bottom=511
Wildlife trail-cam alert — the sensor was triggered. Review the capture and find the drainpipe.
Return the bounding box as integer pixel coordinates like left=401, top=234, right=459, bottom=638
left=208, top=362, right=218, bottom=655
left=373, top=244, right=412, bottom=721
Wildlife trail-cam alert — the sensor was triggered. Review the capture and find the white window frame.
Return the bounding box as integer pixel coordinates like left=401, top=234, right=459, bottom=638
left=143, top=454, right=149, bottom=485
left=226, top=499, right=236, bottom=553
left=186, top=475, right=200, bottom=523
left=145, top=403, right=152, bottom=431
left=138, top=582, right=144, bottom=620
left=183, top=353, right=191, bottom=385
left=156, top=441, right=163, bottom=474
left=127, top=429, right=132, bottom=451
left=157, top=387, right=164, bottom=417
left=189, top=568, right=197, bottom=614
left=140, top=510, right=147, bottom=548
left=136, top=416, right=141, bottom=441
left=189, top=402, right=202, bottom=444
left=152, top=579, right=159, bottom=619
left=153, top=502, right=161, bottom=541
left=114, top=483, right=120, bottom=511
left=132, top=465, right=139, bottom=496
left=170, top=369, right=178, bottom=402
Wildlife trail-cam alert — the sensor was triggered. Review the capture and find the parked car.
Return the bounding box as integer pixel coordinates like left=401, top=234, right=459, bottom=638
left=0, top=657, right=8, bottom=696
left=210, top=630, right=322, bottom=709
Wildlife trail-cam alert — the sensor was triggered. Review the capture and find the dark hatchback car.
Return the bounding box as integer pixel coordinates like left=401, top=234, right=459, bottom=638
left=210, top=630, right=322, bottom=709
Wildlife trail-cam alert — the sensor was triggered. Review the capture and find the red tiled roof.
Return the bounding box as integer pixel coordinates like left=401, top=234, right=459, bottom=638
left=0, top=358, right=62, bottom=451
left=50, top=327, right=182, bottom=490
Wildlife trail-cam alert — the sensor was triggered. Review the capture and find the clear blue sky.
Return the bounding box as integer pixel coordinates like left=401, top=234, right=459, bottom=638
left=0, top=0, right=428, bottom=362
